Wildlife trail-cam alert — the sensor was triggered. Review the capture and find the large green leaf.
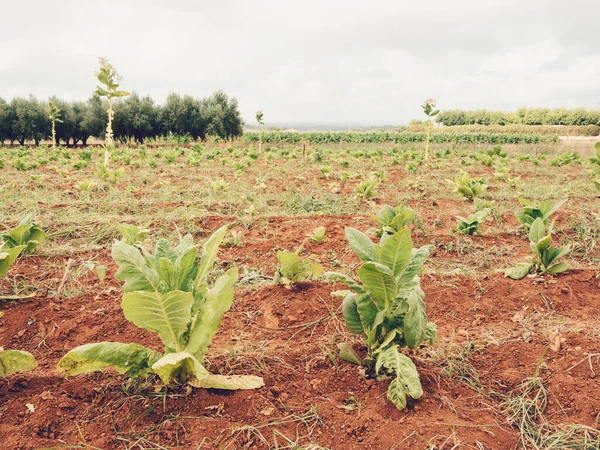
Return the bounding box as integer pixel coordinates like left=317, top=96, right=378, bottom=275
left=423, top=322, right=437, bottom=345
left=326, top=272, right=366, bottom=294
left=542, top=199, right=566, bottom=221
left=111, top=90, right=131, bottom=98
left=547, top=261, right=569, bottom=275
left=276, top=251, right=302, bottom=281
left=57, top=342, right=161, bottom=378
left=397, top=246, right=432, bottom=285
left=195, top=225, right=228, bottom=287
left=542, top=245, right=570, bottom=268
left=357, top=262, right=397, bottom=312
left=375, top=345, right=423, bottom=410
left=379, top=229, right=412, bottom=277
left=529, top=218, right=546, bottom=242
left=338, top=342, right=362, bottom=365
left=185, top=267, right=238, bottom=360
left=403, top=291, right=428, bottom=349
left=112, top=240, right=160, bottom=292
left=365, top=310, right=386, bottom=346
left=153, top=351, right=263, bottom=390
left=355, top=293, right=379, bottom=330
left=190, top=373, right=264, bottom=390
left=505, top=262, right=533, bottom=280
left=151, top=351, right=206, bottom=384
left=2, top=221, right=46, bottom=255
left=0, top=244, right=25, bottom=277
left=0, top=350, right=37, bottom=377
left=345, top=227, right=377, bottom=262
left=342, top=293, right=364, bottom=334
left=122, top=291, right=194, bottom=352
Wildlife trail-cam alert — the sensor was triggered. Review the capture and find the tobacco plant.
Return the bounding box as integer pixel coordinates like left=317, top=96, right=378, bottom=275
left=368, top=205, right=415, bottom=238
left=450, top=173, right=487, bottom=201
left=2, top=215, right=46, bottom=255
left=515, top=198, right=566, bottom=232
left=306, top=226, right=327, bottom=243
left=95, top=57, right=130, bottom=166
left=274, top=249, right=323, bottom=286
left=505, top=218, right=570, bottom=280
left=328, top=228, right=437, bottom=410
left=57, top=226, right=264, bottom=390
left=118, top=223, right=150, bottom=245
left=47, top=102, right=63, bottom=149
left=256, top=110, right=264, bottom=153
left=421, top=98, right=439, bottom=161
left=454, top=210, right=489, bottom=235
left=355, top=180, right=378, bottom=200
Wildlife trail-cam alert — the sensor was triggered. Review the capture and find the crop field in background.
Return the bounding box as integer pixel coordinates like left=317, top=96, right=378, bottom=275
left=1, top=136, right=600, bottom=449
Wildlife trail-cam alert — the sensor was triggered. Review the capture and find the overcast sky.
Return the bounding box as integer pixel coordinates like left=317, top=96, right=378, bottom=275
left=1, top=0, right=599, bottom=125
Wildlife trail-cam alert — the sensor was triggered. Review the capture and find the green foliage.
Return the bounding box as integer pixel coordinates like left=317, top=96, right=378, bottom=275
left=406, top=123, right=600, bottom=136
left=95, top=57, right=130, bottom=147
left=328, top=227, right=436, bottom=410
left=454, top=210, right=489, bottom=235
left=57, top=227, right=264, bottom=390
left=590, top=142, right=600, bottom=165
left=94, top=160, right=125, bottom=184
left=273, top=250, right=323, bottom=286
left=0, top=349, right=37, bottom=377
left=2, top=215, right=46, bottom=255
left=505, top=218, right=570, bottom=279
left=118, top=223, right=150, bottom=245
left=0, top=242, right=25, bottom=277
left=306, top=226, right=327, bottom=243
left=6, top=96, right=49, bottom=145
left=474, top=197, right=494, bottom=212
left=422, top=98, right=439, bottom=160
left=368, top=204, right=415, bottom=238
left=551, top=151, right=580, bottom=167
left=355, top=180, right=378, bottom=200
left=590, top=143, right=600, bottom=183
left=515, top=198, right=566, bottom=232
left=450, top=173, right=487, bottom=201
left=436, top=107, right=600, bottom=126
left=47, top=101, right=63, bottom=148
left=244, top=131, right=556, bottom=145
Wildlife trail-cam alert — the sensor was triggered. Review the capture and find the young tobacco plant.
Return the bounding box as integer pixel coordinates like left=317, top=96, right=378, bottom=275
left=328, top=228, right=437, bottom=410
left=421, top=98, right=439, bottom=161
left=306, top=226, right=327, bottom=243
left=450, top=173, right=487, bottom=201
left=515, top=198, right=566, bottom=232
left=2, top=215, right=46, bottom=255
left=368, top=204, right=415, bottom=238
left=454, top=210, right=489, bottom=235
left=57, top=226, right=264, bottom=390
left=118, top=223, right=150, bottom=245
left=505, top=218, right=570, bottom=280
left=355, top=179, right=378, bottom=200
left=273, top=249, right=323, bottom=287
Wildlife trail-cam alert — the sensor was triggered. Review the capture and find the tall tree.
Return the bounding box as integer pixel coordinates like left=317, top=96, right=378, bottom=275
left=9, top=96, right=49, bottom=146
left=113, top=92, right=158, bottom=142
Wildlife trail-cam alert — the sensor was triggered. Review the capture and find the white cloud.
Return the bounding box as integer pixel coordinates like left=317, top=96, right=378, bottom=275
left=0, top=0, right=599, bottom=123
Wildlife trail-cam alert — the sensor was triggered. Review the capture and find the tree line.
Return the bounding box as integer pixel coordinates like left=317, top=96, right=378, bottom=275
left=0, top=91, right=244, bottom=146
left=436, top=107, right=600, bottom=126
